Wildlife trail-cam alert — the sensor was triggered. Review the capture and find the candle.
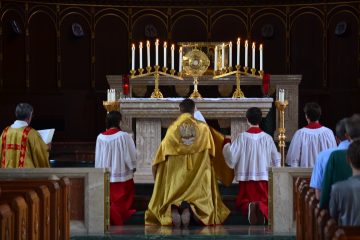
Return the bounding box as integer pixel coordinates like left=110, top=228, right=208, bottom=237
left=107, top=89, right=109, bottom=101
left=163, top=41, right=167, bottom=68
left=171, top=44, right=175, bottom=70
left=131, top=44, right=135, bottom=71
left=214, top=46, right=218, bottom=71
left=245, top=40, right=248, bottom=67
left=259, top=44, right=263, bottom=71
left=229, top=41, right=232, bottom=68
left=123, top=84, right=129, bottom=96
left=252, top=42, right=255, bottom=69
left=146, top=41, right=150, bottom=67
left=279, top=89, right=285, bottom=103
left=139, top=42, right=143, bottom=69
left=155, top=39, right=159, bottom=66
left=236, top=38, right=240, bottom=66
left=179, top=47, right=183, bottom=72
left=221, top=43, right=225, bottom=69
left=112, top=89, right=115, bottom=101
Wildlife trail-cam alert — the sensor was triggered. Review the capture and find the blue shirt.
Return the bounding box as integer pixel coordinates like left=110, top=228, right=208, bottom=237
left=310, top=140, right=350, bottom=189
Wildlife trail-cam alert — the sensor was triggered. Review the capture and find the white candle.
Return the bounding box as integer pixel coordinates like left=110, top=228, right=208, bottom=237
left=139, top=42, right=143, bottom=69
left=171, top=44, right=175, bottom=70
left=179, top=47, right=183, bottom=72
left=131, top=43, right=135, bottom=71
left=155, top=39, right=159, bottom=66
left=252, top=42, right=255, bottom=69
left=245, top=40, right=248, bottom=67
left=146, top=41, right=150, bottom=67
left=279, top=89, right=285, bottom=103
left=221, top=43, right=225, bottom=69
left=163, top=41, right=167, bottom=68
left=214, top=46, right=218, bottom=71
left=259, top=44, right=263, bottom=71
left=107, top=89, right=109, bottom=101
left=236, top=38, right=240, bottom=66
left=229, top=41, right=232, bottom=67
left=112, top=89, right=115, bottom=101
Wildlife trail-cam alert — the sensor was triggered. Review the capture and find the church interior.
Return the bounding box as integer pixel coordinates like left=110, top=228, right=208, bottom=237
left=1, top=0, right=360, bottom=239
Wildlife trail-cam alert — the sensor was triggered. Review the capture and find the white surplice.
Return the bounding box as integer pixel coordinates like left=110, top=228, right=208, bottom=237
left=285, top=127, right=336, bottom=167
left=95, top=131, right=137, bottom=182
left=223, top=131, right=281, bottom=181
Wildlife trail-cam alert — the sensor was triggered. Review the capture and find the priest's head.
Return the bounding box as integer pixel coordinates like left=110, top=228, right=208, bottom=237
left=106, top=111, right=122, bottom=130
left=345, top=114, right=360, bottom=141
left=15, top=103, right=33, bottom=124
left=304, top=102, right=321, bottom=123
left=246, top=107, right=262, bottom=126
left=179, top=98, right=195, bottom=114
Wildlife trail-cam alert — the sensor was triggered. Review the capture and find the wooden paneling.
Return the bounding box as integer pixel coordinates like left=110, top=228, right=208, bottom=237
left=69, top=178, right=84, bottom=220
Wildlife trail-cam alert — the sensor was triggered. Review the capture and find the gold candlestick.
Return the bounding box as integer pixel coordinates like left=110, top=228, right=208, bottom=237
left=189, top=76, right=202, bottom=99
left=232, top=65, right=244, bottom=98
left=251, top=68, right=256, bottom=75
left=275, top=100, right=289, bottom=167
left=151, top=65, right=163, bottom=98
left=103, top=101, right=120, bottom=113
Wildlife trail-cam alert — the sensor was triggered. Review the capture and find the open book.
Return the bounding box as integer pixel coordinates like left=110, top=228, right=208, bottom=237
left=194, top=110, right=206, bottom=123
left=37, top=129, right=55, bottom=144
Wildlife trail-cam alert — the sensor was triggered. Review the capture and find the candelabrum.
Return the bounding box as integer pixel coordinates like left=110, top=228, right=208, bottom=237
left=102, top=100, right=120, bottom=113
left=275, top=100, right=289, bottom=167
left=213, top=65, right=264, bottom=98
left=130, top=66, right=183, bottom=98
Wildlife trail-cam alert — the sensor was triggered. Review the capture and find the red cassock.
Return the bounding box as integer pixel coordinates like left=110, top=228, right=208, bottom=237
left=236, top=181, right=269, bottom=219
left=110, top=179, right=136, bottom=225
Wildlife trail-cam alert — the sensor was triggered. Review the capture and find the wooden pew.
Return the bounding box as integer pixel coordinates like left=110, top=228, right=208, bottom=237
left=0, top=180, right=60, bottom=240
left=304, top=188, right=315, bottom=240
left=296, top=179, right=310, bottom=240
left=1, top=189, right=40, bottom=240
left=0, top=196, right=28, bottom=240
left=317, top=209, right=331, bottom=240
left=0, top=203, right=14, bottom=240
left=325, top=222, right=360, bottom=240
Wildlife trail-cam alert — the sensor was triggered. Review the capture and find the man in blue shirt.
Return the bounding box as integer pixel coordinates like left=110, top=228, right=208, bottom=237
left=310, top=118, right=350, bottom=200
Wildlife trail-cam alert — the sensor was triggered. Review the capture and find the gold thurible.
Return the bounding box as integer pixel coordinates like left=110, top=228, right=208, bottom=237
left=275, top=100, right=289, bottom=166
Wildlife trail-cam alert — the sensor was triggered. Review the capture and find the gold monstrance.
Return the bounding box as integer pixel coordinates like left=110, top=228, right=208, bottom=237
left=182, top=49, right=210, bottom=98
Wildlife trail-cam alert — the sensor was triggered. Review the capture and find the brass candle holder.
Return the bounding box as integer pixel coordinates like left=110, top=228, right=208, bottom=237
left=275, top=100, right=289, bottom=167
left=103, top=101, right=120, bottom=113
left=130, top=65, right=183, bottom=98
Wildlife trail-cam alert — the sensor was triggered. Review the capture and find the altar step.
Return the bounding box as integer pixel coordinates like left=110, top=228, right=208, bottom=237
left=127, top=183, right=251, bottom=225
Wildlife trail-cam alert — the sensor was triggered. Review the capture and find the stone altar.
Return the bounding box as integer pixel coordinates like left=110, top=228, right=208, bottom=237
left=117, top=98, right=273, bottom=183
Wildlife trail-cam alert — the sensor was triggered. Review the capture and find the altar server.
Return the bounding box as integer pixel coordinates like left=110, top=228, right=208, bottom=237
left=286, top=102, right=336, bottom=167
left=0, top=103, right=50, bottom=168
left=95, top=111, right=137, bottom=225
left=222, top=107, right=281, bottom=225
left=145, top=99, right=230, bottom=227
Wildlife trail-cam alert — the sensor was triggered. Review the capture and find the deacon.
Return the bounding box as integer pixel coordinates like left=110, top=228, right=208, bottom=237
left=286, top=102, right=336, bottom=167
left=95, top=111, right=137, bottom=225
left=0, top=103, right=50, bottom=168
left=223, top=107, right=281, bottom=225
left=145, top=99, right=230, bottom=227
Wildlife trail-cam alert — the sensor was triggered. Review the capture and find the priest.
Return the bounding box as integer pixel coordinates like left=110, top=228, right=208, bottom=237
left=145, top=98, right=230, bottom=227
left=0, top=103, right=50, bottom=168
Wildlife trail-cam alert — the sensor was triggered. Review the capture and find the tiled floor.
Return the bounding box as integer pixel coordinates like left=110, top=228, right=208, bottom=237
left=71, top=225, right=295, bottom=239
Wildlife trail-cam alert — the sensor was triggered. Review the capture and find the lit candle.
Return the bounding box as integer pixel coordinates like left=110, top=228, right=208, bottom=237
left=259, top=44, right=263, bottom=71
left=245, top=40, right=248, bottom=67
left=229, top=41, right=232, bottom=68
left=131, top=43, right=135, bottom=71
left=163, top=41, right=167, bottom=68
left=237, top=38, right=240, bottom=66
left=214, top=46, right=218, bottom=71
left=146, top=41, right=150, bottom=67
left=171, top=44, right=175, bottom=70
left=139, top=42, right=143, bottom=69
left=107, top=89, right=109, bottom=101
left=155, top=39, right=159, bottom=66
left=279, top=89, right=285, bottom=103
left=252, top=42, right=255, bottom=69
left=221, top=43, right=225, bottom=69
left=179, top=47, right=183, bottom=72
left=123, top=84, right=129, bottom=96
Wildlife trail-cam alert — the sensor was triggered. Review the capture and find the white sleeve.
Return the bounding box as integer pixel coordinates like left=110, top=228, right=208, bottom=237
left=124, top=134, right=137, bottom=169
left=270, top=140, right=281, bottom=167
left=223, top=136, right=242, bottom=169
left=286, top=130, right=301, bottom=167
left=222, top=143, right=234, bottom=168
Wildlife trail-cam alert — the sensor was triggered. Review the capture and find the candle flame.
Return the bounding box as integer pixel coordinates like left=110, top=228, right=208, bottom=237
left=139, top=42, right=143, bottom=48
left=252, top=42, right=255, bottom=48
left=259, top=44, right=263, bottom=50
left=229, top=41, right=232, bottom=47
left=146, top=41, right=150, bottom=47
left=131, top=43, right=135, bottom=49
left=237, top=38, right=240, bottom=44
left=155, top=39, right=159, bottom=45
left=245, top=40, right=248, bottom=47
left=164, top=41, right=167, bottom=48
left=179, top=47, right=182, bottom=53
left=171, top=44, right=175, bottom=50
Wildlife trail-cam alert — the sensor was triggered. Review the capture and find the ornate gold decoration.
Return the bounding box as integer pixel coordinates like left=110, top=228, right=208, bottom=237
left=182, top=49, right=210, bottom=98
left=103, top=101, right=120, bottom=113
left=275, top=100, right=289, bottom=166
